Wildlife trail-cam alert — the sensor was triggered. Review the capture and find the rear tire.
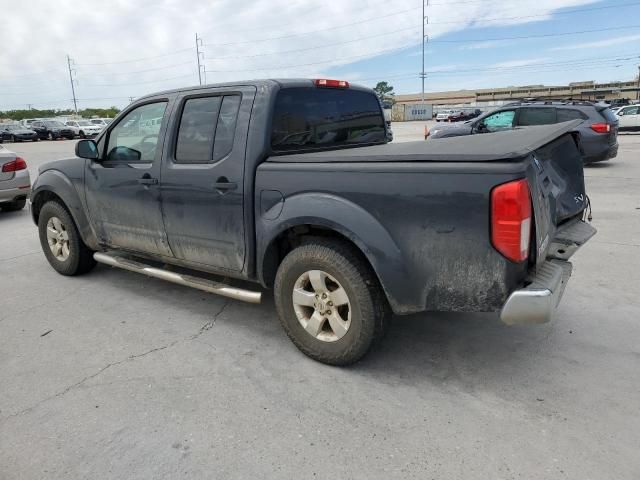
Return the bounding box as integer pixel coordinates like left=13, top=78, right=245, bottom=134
left=274, top=239, right=390, bottom=366
left=0, top=198, right=26, bottom=211
left=10, top=135, right=16, bottom=143
left=47, top=132, right=53, bottom=141
left=38, top=201, right=96, bottom=276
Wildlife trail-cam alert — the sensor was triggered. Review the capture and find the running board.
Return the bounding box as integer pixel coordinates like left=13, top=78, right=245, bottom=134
left=93, top=252, right=262, bottom=304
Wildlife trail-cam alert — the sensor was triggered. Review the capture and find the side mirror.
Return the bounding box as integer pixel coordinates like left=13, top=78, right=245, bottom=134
left=75, top=139, right=99, bottom=160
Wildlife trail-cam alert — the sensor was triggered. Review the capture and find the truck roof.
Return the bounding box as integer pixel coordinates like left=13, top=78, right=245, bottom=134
left=268, top=121, right=582, bottom=163
left=136, top=78, right=372, bottom=102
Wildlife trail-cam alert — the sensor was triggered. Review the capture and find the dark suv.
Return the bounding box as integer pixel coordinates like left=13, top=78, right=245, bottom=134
left=428, top=100, right=618, bottom=164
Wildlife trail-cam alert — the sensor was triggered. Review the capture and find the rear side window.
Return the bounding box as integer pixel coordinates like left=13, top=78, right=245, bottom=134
left=271, top=87, right=386, bottom=152
left=557, top=109, right=587, bottom=122
left=175, top=95, right=241, bottom=164
left=518, top=107, right=556, bottom=126
left=176, top=97, right=222, bottom=163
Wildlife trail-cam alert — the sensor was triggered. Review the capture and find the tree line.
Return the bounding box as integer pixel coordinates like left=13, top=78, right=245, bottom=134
left=0, top=107, right=121, bottom=121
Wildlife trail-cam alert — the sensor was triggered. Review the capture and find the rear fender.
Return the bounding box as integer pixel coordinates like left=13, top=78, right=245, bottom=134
left=257, top=192, right=412, bottom=313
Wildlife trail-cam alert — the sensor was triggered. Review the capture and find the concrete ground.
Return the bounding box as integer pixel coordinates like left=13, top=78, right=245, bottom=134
left=1, top=127, right=639, bottom=479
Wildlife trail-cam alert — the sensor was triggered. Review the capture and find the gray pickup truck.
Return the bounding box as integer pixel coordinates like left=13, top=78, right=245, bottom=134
left=30, top=79, right=596, bottom=365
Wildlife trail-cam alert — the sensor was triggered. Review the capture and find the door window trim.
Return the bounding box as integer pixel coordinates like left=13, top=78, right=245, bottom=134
left=168, top=91, right=243, bottom=167
left=100, top=98, right=170, bottom=163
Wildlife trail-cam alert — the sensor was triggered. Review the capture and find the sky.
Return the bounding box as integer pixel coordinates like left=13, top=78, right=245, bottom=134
left=1, top=0, right=639, bottom=111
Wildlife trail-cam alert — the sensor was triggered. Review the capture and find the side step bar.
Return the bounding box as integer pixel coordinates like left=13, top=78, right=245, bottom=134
left=94, top=252, right=262, bottom=304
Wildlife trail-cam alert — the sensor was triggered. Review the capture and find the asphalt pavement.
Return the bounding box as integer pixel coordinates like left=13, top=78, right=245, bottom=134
left=1, top=125, right=639, bottom=479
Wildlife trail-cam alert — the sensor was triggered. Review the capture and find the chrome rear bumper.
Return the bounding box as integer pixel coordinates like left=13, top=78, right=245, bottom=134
left=500, top=260, right=573, bottom=325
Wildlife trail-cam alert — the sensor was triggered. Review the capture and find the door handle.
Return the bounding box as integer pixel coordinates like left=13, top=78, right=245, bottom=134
left=138, top=175, right=158, bottom=185
left=213, top=177, right=237, bottom=192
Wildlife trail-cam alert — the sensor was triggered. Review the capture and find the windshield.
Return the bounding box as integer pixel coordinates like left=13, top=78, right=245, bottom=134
left=45, top=121, right=65, bottom=128
left=77, top=120, right=92, bottom=126
left=7, top=125, right=21, bottom=131
left=90, top=119, right=103, bottom=124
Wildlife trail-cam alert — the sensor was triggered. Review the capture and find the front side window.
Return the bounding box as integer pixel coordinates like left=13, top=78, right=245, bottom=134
left=271, top=87, right=386, bottom=152
left=620, top=106, right=639, bottom=116
left=482, top=110, right=516, bottom=132
left=518, top=107, right=556, bottom=126
left=106, top=102, right=167, bottom=162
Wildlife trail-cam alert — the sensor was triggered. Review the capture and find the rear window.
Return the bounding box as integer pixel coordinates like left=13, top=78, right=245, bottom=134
left=518, top=107, right=556, bottom=126
left=271, top=87, right=386, bottom=153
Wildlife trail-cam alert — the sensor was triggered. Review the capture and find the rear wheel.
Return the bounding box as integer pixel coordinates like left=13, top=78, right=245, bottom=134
left=0, top=198, right=26, bottom=211
left=10, top=135, right=16, bottom=143
left=38, top=201, right=96, bottom=276
left=274, top=239, right=390, bottom=366
left=80, top=131, right=86, bottom=139
left=47, top=132, right=53, bottom=141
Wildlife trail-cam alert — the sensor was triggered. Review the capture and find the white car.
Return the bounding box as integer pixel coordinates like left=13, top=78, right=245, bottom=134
left=616, top=105, right=640, bottom=131
left=65, top=120, right=103, bottom=138
left=89, top=118, right=113, bottom=128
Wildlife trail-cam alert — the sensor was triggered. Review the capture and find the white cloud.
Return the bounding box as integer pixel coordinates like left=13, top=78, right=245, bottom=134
left=551, top=34, right=640, bottom=51
left=491, top=57, right=551, bottom=68
left=458, top=40, right=507, bottom=51
left=0, top=0, right=600, bottom=109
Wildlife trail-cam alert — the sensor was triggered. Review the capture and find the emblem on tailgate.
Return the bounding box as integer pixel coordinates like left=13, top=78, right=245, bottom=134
left=574, top=194, right=584, bottom=204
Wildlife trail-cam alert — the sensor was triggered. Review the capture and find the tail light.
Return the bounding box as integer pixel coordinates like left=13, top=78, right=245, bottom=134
left=2, top=157, right=27, bottom=173
left=590, top=123, right=610, bottom=133
left=491, top=179, right=532, bottom=263
left=314, top=79, right=349, bottom=88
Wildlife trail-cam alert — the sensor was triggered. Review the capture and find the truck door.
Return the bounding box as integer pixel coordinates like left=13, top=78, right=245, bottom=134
left=159, top=86, right=255, bottom=272
left=85, top=100, right=173, bottom=256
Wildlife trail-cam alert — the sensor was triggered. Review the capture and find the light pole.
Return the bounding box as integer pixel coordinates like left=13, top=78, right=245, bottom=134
left=421, top=0, right=428, bottom=104
left=637, top=65, right=639, bottom=101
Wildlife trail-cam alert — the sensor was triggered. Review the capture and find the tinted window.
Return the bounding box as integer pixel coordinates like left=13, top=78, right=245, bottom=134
left=482, top=110, right=515, bottom=132
left=106, top=102, right=167, bottom=162
left=557, top=109, right=587, bottom=122
left=213, top=95, right=241, bottom=161
left=175, top=96, right=222, bottom=163
left=271, top=87, right=386, bottom=152
left=45, top=121, right=65, bottom=128
left=518, top=107, right=556, bottom=126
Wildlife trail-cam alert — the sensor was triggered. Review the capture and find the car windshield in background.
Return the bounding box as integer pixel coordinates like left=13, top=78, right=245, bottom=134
left=77, top=121, right=93, bottom=126
left=271, top=87, right=386, bottom=152
left=44, top=121, right=65, bottom=128
left=7, top=125, right=22, bottom=131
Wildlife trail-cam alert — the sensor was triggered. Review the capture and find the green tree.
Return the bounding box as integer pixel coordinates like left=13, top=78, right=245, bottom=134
left=373, top=81, right=395, bottom=103
left=0, top=106, right=121, bottom=121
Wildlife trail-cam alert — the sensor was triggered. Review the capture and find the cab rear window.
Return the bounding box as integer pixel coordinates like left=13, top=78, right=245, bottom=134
left=271, top=87, right=386, bottom=153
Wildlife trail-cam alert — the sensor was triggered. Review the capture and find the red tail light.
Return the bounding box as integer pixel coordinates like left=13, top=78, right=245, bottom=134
left=314, top=79, right=349, bottom=88
left=590, top=123, right=610, bottom=133
left=1, top=157, right=27, bottom=173
left=491, top=179, right=532, bottom=263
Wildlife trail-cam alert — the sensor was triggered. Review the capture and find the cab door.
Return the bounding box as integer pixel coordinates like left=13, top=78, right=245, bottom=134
left=85, top=99, right=174, bottom=256
left=159, top=87, right=255, bottom=273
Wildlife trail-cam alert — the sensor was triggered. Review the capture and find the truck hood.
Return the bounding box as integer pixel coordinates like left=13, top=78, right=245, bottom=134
left=269, top=121, right=582, bottom=163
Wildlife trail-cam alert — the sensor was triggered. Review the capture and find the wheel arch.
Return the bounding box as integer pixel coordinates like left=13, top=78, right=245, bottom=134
left=31, top=170, right=99, bottom=250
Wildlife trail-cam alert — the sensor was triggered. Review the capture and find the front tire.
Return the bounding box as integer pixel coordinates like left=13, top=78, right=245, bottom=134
left=274, top=239, right=390, bottom=366
left=10, top=135, right=16, bottom=143
left=47, top=132, right=53, bottom=141
left=38, top=201, right=96, bottom=276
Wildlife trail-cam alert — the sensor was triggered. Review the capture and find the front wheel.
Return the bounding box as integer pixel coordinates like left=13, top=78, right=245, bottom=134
left=47, top=132, right=53, bottom=141
left=10, top=135, right=16, bottom=143
left=38, top=201, right=96, bottom=276
left=274, top=239, right=390, bottom=366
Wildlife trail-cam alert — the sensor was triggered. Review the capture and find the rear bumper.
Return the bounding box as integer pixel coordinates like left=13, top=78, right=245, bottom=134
left=584, top=143, right=618, bottom=164
left=501, top=219, right=597, bottom=325
left=500, top=260, right=572, bottom=325
left=0, top=169, right=31, bottom=202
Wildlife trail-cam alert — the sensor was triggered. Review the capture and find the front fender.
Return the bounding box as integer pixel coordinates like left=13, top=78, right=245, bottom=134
left=257, top=192, right=417, bottom=314
left=31, top=169, right=99, bottom=250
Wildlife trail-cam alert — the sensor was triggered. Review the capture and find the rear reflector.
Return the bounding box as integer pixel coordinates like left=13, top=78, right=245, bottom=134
left=1, top=157, right=27, bottom=173
left=314, top=79, right=349, bottom=88
left=590, top=123, right=610, bottom=133
left=491, top=179, right=532, bottom=263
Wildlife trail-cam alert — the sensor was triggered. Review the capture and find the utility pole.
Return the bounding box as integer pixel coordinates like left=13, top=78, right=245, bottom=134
left=129, top=96, right=135, bottom=103
left=637, top=65, right=639, bottom=101
left=66, top=55, right=78, bottom=114
left=421, top=0, right=428, bottom=104
left=196, top=33, right=204, bottom=86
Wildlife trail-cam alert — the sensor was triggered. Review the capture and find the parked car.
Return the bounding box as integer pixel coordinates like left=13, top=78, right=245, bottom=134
left=0, top=124, right=39, bottom=143
left=89, top=118, right=113, bottom=127
left=30, top=79, right=595, bottom=365
left=20, top=118, right=38, bottom=129
left=436, top=110, right=464, bottom=122
left=616, top=105, right=640, bottom=131
left=0, top=145, right=31, bottom=211
left=30, top=120, right=75, bottom=140
left=427, top=100, right=618, bottom=164
left=65, top=120, right=103, bottom=138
